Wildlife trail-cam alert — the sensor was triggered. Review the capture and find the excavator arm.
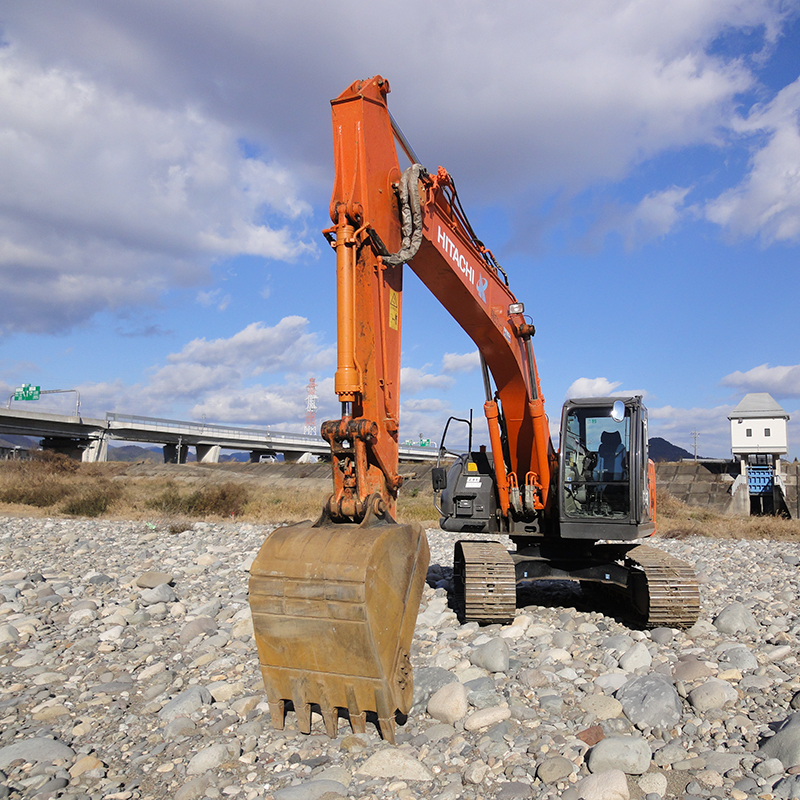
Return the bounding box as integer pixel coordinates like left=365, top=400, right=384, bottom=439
left=323, top=75, right=553, bottom=525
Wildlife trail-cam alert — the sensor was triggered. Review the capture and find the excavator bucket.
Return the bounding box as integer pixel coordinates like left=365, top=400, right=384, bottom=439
left=248, top=518, right=429, bottom=743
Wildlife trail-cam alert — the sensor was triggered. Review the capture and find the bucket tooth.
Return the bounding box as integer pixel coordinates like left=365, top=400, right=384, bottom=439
left=349, top=710, right=367, bottom=734
left=379, top=716, right=396, bottom=744
left=321, top=706, right=339, bottom=738
left=291, top=685, right=312, bottom=734
left=267, top=699, right=285, bottom=731
left=249, top=520, right=430, bottom=739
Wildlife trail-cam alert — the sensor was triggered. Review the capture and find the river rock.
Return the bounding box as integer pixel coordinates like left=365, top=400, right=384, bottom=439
left=0, top=737, right=75, bottom=769
left=358, top=749, right=435, bottom=781
left=574, top=769, right=630, bottom=800
left=427, top=681, right=468, bottom=724
left=587, top=736, right=651, bottom=774
left=158, top=685, right=213, bottom=721
left=713, top=601, right=759, bottom=634
left=469, top=637, right=510, bottom=672
left=760, top=714, right=800, bottom=768
left=616, top=673, right=682, bottom=728
left=687, top=678, right=738, bottom=711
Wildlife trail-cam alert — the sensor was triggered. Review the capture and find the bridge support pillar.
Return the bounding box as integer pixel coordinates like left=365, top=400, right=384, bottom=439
left=163, top=443, right=189, bottom=464
left=196, top=444, right=221, bottom=463
left=82, top=433, right=108, bottom=463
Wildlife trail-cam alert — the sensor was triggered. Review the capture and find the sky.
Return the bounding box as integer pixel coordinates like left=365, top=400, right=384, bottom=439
left=2, top=0, right=800, bottom=459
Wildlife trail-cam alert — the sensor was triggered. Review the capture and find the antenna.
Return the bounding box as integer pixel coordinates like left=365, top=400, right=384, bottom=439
left=691, top=430, right=699, bottom=460
left=304, top=378, right=318, bottom=436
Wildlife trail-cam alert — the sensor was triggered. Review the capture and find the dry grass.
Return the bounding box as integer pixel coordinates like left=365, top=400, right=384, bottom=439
left=0, top=456, right=440, bottom=526
left=655, top=489, right=800, bottom=541
left=2, top=457, right=799, bottom=540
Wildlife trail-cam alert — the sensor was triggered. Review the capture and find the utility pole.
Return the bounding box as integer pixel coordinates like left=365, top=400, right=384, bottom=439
left=691, top=430, right=699, bottom=460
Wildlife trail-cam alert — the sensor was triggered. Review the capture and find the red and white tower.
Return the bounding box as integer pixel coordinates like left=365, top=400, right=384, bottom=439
left=304, top=378, right=318, bottom=436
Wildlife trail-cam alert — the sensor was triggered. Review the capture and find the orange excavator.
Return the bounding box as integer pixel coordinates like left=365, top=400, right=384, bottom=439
left=249, top=76, right=699, bottom=743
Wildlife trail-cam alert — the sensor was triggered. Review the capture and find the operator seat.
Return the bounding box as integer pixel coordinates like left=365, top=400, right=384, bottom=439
left=597, top=430, right=626, bottom=481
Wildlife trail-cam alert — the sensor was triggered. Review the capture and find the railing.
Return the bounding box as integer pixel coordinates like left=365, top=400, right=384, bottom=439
left=105, top=413, right=324, bottom=445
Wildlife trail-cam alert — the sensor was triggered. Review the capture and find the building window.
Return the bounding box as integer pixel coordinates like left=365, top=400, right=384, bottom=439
left=765, top=428, right=771, bottom=437
left=746, top=428, right=752, bottom=437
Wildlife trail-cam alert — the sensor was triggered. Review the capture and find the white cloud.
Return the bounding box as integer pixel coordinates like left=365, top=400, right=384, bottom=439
left=720, top=363, right=800, bottom=397
left=164, top=317, right=333, bottom=375
left=705, top=76, right=800, bottom=244
left=69, top=317, right=335, bottom=423
left=625, top=186, right=693, bottom=247
left=3, top=1, right=788, bottom=200
left=399, top=398, right=451, bottom=444
left=400, top=366, right=454, bottom=396
left=565, top=377, right=623, bottom=399
left=442, top=351, right=480, bottom=374
left=0, top=47, right=316, bottom=335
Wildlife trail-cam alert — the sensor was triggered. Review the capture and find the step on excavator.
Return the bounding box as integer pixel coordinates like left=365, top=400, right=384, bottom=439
left=249, top=76, right=700, bottom=743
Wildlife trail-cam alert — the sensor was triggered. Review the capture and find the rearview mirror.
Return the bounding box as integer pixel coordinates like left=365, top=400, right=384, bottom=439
left=431, top=467, right=448, bottom=491
left=611, top=400, right=625, bottom=423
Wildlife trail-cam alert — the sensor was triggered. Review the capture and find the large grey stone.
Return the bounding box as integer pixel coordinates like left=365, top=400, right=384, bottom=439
left=759, top=714, right=800, bottom=768
left=463, top=675, right=501, bottom=708
left=687, top=678, right=738, bottom=711
left=616, top=674, right=682, bottom=728
left=574, top=769, right=631, bottom=800
left=274, top=781, right=348, bottom=800
left=672, top=656, right=713, bottom=682
left=174, top=775, right=212, bottom=800
left=427, top=681, right=468, bottom=724
left=158, top=686, right=213, bottom=721
left=713, top=601, right=758, bottom=634
left=186, top=743, right=241, bottom=775
left=470, top=637, right=510, bottom=673
left=179, top=616, right=217, bottom=645
left=537, top=756, right=574, bottom=783
left=0, top=738, right=75, bottom=769
left=135, top=571, right=174, bottom=588
left=139, top=583, right=177, bottom=605
left=717, top=644, right=758, bottom=672
left=357, top=749, right=435, bottom=781
left=587, top=736, right=651, bottom=775
left=618, top=642, right=652, bottom=672
left=773, top=774, right=800, bottom=800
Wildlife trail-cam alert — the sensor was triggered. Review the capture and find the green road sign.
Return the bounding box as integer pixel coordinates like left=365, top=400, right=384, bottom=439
left=13, top=384, right=40, bottom=402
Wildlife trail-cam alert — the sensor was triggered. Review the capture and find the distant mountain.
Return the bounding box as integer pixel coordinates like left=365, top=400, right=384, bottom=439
left=220, top=452, right=250, bottom=462
left=648, top=437, right=698, bottom=462
left=107, top=444, right=161, bottom=462
left=0, top=434, right=39, bottom=450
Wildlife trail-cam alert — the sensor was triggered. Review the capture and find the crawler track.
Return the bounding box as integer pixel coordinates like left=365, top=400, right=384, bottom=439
left=454, top=540, right=516, bottom=624
left=625, top=543, right=700, bottom=628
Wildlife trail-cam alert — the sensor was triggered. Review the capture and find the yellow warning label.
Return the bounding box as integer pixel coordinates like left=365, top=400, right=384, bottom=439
left=389, top=289, right=399, bottom=330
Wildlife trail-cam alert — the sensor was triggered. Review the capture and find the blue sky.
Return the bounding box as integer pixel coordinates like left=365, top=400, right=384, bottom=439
left=1, top=1, right=800, bottom=458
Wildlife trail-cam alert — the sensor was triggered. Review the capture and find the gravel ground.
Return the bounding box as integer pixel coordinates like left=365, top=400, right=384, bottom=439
left=1, top=516, right=800, bottom=800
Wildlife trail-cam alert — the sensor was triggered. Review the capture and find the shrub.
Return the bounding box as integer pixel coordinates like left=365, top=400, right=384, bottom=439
left=184, top=483, right=251, bottom=518
left=61, top=482, right=120, bottom=517
left=145, top=482, right=185, bottom=514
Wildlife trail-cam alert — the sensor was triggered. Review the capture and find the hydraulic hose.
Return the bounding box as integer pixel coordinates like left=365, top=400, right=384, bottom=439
left=383, top=164, right=427, bottom=266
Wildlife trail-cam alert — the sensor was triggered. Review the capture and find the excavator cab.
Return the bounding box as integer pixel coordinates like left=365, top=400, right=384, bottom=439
left=558, top=396, right=654, bottom=540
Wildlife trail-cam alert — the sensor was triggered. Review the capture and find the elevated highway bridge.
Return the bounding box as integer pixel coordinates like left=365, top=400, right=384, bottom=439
left=0, top=408, right=438, bottom=464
